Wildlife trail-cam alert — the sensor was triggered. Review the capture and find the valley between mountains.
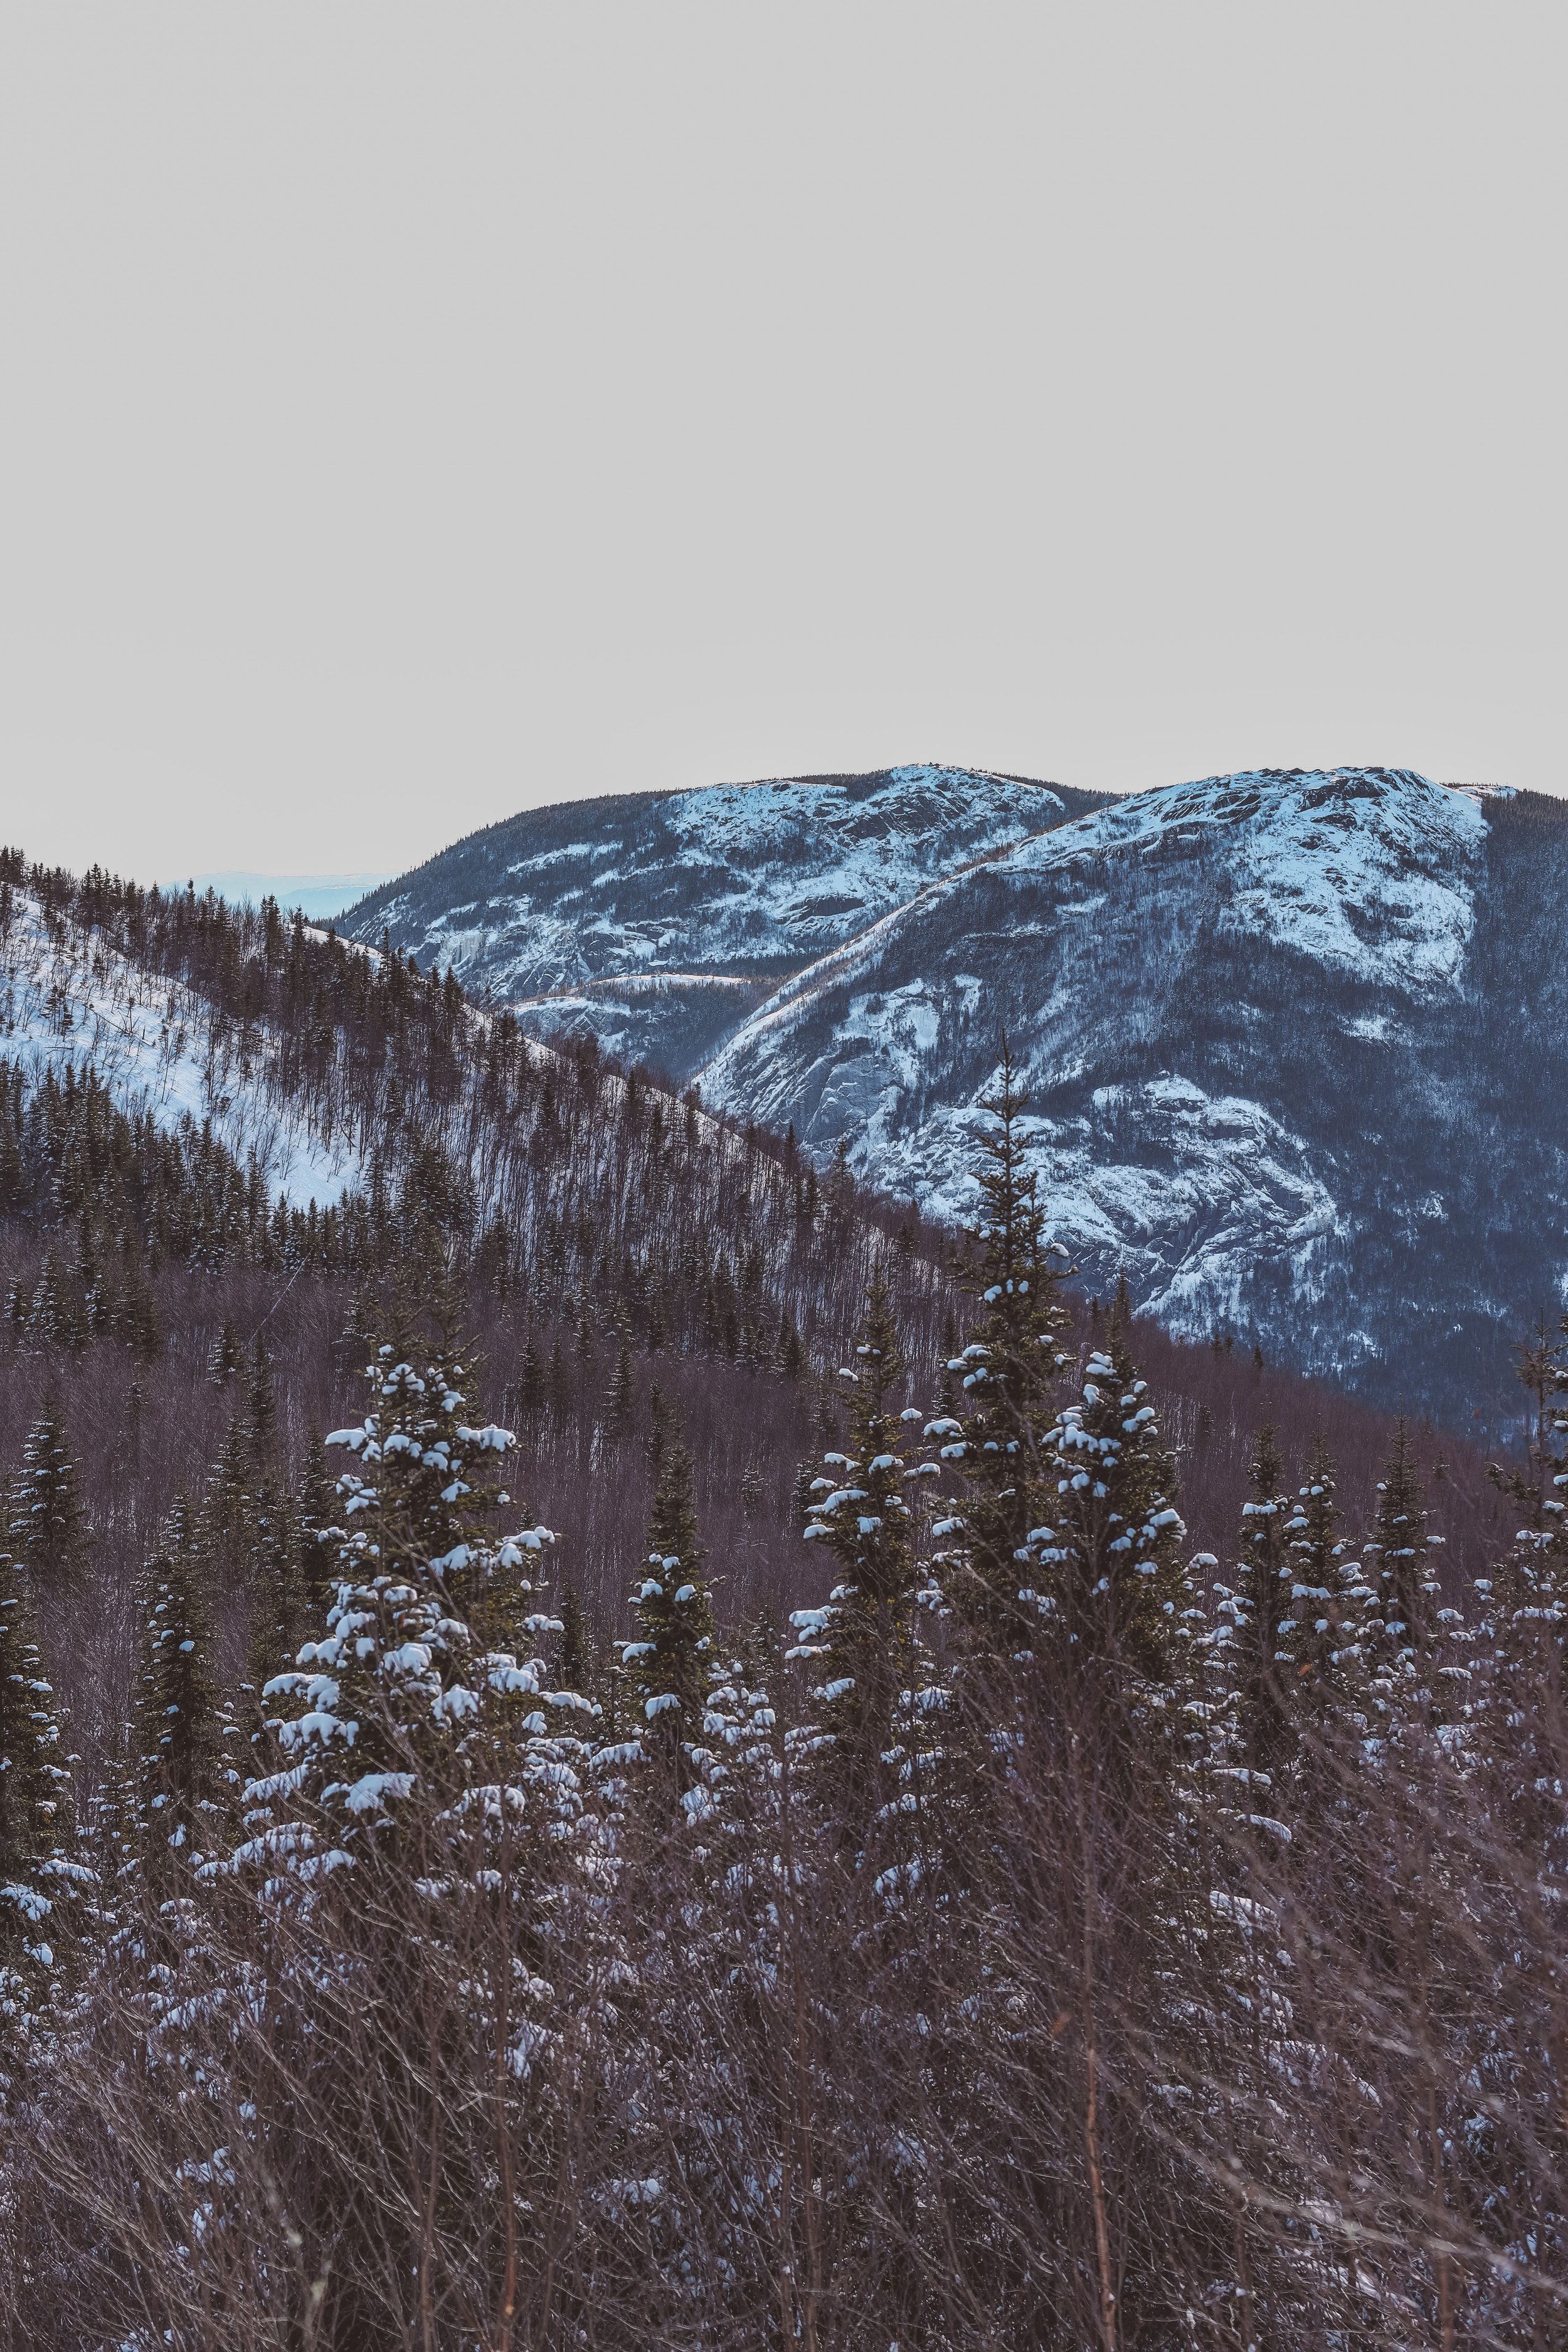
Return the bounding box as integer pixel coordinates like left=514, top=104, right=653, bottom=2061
left=349, top=763, right=1568, bottom=1426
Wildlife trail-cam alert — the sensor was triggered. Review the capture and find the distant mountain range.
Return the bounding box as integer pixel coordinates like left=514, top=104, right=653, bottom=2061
left=344, top=765, right=1568, bottom=1424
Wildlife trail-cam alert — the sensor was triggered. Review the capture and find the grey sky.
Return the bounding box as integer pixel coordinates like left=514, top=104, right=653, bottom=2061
left=1, top=3, right=1561, bottom=883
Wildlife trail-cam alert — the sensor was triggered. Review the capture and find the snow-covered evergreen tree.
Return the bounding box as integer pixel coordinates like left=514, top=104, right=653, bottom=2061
left=790, top=1271, right=929, bottom=1821
left=1024, top=1331, right=1191, bottom=1727
left=1360, top=1418, right=1463, bottom=1723
left=131, top=1499, right=238, bottom=1870
left=1205, top=1426, right=1298, bottom=1785
left=0, top=1540, right=79, bottom=2071
left=1278, top=1433, right=1375, bottom=1740
left=238, top=1342, right=571, bottom=1865
left=926, top=1044, right=1069, bottom=1665
left=7, top=1390, right=85, bottom=1592
left=622, top=1433, right=716, bottom=1794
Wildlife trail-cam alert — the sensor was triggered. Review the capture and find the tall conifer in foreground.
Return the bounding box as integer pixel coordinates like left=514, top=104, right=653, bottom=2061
left=791, top=1270, right=925, bottom=1823
left=928, top=1042, right=1069, bottom=1666
left=1025, top=1329, right=1190, bottom=1738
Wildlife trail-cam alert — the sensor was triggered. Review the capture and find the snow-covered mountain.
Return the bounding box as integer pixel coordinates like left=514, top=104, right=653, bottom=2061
left=344, top=765, right=1108, bottom=1037
left=351, top=765, right=1568, bottom=1422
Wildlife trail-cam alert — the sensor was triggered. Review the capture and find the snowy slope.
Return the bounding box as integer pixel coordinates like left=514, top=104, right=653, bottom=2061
left=345, top=765, right=1107, bottom=1005
left=0, top=894, right=364, bottom=1209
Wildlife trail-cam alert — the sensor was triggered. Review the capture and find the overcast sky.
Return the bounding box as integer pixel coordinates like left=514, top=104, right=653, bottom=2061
left=1, top=3, right=1561, bottom=883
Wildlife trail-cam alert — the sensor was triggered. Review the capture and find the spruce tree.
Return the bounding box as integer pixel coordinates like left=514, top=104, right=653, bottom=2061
left=603, top=1333, right=636, bottom=1440
left=8, top=1391, right=85, bottom=1591
left=928, top=1043, right=1069, bottom=1664
left=1205, top=1425, right=1297, bottom=1788
left=1362, top=1418, right=1450, bottom=1717
left=623, top=1434, right=716, bottom=1788
left=790, top=1271, right=923, bottom=1814
left=132, top=1500, right=237, bottom=1867
left=208, top=1316, right=243, bottom=1385
left=1284, top=1433, right=1367, bottom=1719
left=0, top=1541, right=77, bottom=2053
left=243, top=1342, right=562, bottom=1858
left=1025, top=1330, right=1190, bottom=1722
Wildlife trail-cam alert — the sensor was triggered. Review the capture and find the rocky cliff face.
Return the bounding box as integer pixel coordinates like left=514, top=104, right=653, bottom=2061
left=349, top=766, right=1568, bottom=1422
left=345, top=765, right=1107, bottom=998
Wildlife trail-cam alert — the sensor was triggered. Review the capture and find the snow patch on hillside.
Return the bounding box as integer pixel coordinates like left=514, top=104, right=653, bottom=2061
left=0, top=898, right=364, bottom=1209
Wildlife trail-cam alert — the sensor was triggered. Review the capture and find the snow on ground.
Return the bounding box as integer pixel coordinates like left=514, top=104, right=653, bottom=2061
left=0, top=897, right=364, bottom=1209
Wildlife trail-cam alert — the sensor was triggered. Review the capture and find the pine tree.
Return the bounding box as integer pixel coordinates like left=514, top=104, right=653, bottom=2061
left=927, top=1043, right=1069, bottom=1664
left=1284, top=1433, right=1366, bottom=1718
left=1362, top=1418, right=1450, bottom=1717
left=208, top=1316, right=243, bottom=1385
left=623, top=1434, right=716, bottom=1788
left=243, top=1342, right=556, bottom=1852
left=0, top=1541, right=78, bottom=2059
left=1205, top=1425, right=1297, bottom=1788
left=517, top=1336, right=546, bottom=1416
left=1025, top=1329, right=1190, bottom=1727
left=790, top=1271, right=924, bottom=1813
left=644, top=1380, right=675, bottom=1481
left=8, top=1390, right=85, bottom=1591
left=132, top=1500, right=237, bottom=1868
left=603, top=1332, right=636, bottom=1440
left=245, top=1332, right=277, bottom=1457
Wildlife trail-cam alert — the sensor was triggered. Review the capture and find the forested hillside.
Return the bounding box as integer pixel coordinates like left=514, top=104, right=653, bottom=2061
left=0, top=845, right=1562, bottom=2346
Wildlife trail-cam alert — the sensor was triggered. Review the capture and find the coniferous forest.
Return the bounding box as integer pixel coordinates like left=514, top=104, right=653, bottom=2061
left=1, top=850, right=1564, bottom=2347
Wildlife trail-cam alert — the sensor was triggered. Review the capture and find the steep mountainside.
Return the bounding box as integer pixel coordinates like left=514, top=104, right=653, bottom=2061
left=698, top=770, right=1568, bottom=1422
left=356, top=765, right=1567, bottom=1424
left=344, top=766, right=1110, bottom=1064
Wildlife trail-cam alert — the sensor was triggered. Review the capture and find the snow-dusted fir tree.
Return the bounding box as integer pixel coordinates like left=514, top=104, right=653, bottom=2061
left=925, top=1043, right=1070, bottom=1665
left=0, top=1540, right=80, bottom=2070
left=131, top=1498, right=240, bottom=1872
left=790, top=1271, right=931, bottom=1821
left=8, top=1390, right=85, bottom=1593
left=1204, top=1426, right=1298, bottom=1785
left=1283, top=1434, right=1369, bottom=1722
left=1359, top=1419, right=1461, bottom=1722
left=1023, top=1329, right=1190, bottom=1725
left=221, top=1342, right=599, bottom=2323
left=622, top=1432, right=715, bottom=1787
left=238, top=1341, right=573, bottom=1867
